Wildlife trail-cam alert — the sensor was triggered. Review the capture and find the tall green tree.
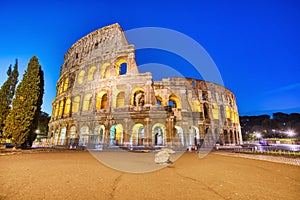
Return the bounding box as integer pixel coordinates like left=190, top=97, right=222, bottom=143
left=3, top=56, right=44, bottom=148
left=0, top=60, right=19, bottom=135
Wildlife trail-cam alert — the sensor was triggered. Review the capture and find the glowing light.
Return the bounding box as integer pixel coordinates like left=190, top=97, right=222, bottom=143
left=287, top=130, right=295, bottom=137
left=255, top=132, right=261, bottom=139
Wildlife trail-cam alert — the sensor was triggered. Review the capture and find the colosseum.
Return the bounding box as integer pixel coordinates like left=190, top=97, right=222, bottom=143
left=48, top=23, right=242, bottom=150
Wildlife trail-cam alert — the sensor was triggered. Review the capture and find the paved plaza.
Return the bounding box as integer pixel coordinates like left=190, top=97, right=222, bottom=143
left=0, top=151, right=299, bottom=200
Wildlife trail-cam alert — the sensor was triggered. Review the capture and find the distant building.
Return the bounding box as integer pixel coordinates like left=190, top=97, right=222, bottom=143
left=48, top=23, right=242, bottom=149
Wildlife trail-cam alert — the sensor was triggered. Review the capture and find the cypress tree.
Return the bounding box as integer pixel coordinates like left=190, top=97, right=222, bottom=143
left=3, top=56, right=44, bottom=148
left=0, top=60, right=19, bottom=135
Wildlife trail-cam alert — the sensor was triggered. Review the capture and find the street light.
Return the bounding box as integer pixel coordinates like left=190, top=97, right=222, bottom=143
left=286, top=130, right=295, bottom=137
left=255, top=132, right=261, bottom=139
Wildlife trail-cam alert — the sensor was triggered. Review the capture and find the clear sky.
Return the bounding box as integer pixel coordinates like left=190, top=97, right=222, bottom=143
left=0, top=0, right=299, bottom=116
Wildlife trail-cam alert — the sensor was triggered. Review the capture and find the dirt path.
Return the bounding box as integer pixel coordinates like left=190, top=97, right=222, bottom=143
left=0, top=151, right=299, bottom=200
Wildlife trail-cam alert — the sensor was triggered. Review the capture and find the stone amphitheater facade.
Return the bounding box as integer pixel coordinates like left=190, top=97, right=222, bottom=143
left=48, top=23, right=242, bottom=149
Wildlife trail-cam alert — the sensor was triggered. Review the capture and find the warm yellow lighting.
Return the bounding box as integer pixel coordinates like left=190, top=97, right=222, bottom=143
left=72, top=96, right=80, bottom=113
left=82, top=94, right=92, bottom=111
left=63, top=78, right=69, bottom=91
left=78, top=70, right=85, bottom=84
left=212, top=103, right=219, bottom=119
left=64, top=98, right=71, bottom=115
left=88, top=66, right=96, bottom=81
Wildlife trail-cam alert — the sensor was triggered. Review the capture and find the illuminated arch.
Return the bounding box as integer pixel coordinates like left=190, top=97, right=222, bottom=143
left=156, top=95, right=163, bottom=106
left=58, top=100, right=64, bottom=116
left=79, top=126, right=89, bottom=146
left=226, top=106, right=231, bottom=119
left=64, top=98, right=71, bottom=115
left=69, top=126, right=77, bottom=147
left=152, top=123, right=166, bottom=146
left=96, top=91, right=108, bottom=110
left=188, top=126, right=200, bottom=146
left=100, top=63, right=111, bottom=78
left=77, top=70, right=85, bottom=84
left=72, top=96, right=80, bottom=113
left=175, top=126, right=184, bottom=146
left=131, top=87, right=145, bottom=106
left=59, top=83, right=63, bottom=94
left=88, top=66, right=97, bottom=81
left=115, top=59, right=127, bottom=75
left=110, top=124, right=123, bottom=146
left=212, top=103, right=219, bottom=119
left=94, top=124, right=105, bottom=143
left=82, top=94, right=92, bottom=111
left=59, top=127, right=66, bottom=145
left=192, top=100, right=201, bottom=112
left=63, top=78, right=69, bottom=91
left=168, top=94, right=181, bottom=108
left=54, top=103, right=59, bottom=118
left=131, top=123, right=144, bottom=146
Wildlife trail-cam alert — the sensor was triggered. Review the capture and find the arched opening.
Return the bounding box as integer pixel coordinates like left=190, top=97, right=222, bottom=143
left=192, top=100, right=201, bottom=112
left=64, top=98, right=71, bottom=115
left=58, top=101, right=64, bottom=117
left=226, top=106, right=231, bottom=119
left=120, top=63, right=127, bottom=75
left=59, top=83, right=63, bottom=94
left=72, top=96, right=80, bottom=113
left=59, top=127, right=66, bottom=146
left=131, top=123, right=145, bottom=146
left=230, top=130, right=235, bottom=144
left=82, top=94, right=92, bottom=111
left=152, top=123, right=166, bottom=146
left=175, top=126, right=184, bottom=146
left=63, top=78, right=69, bottom=91
left=224, top=130, right=229, bottom=145
left=156, top=96, right=162, bottom=106
left=54, top=129, right=59, bottom=145
left=96, top=92, right=108, bottom=110
left=69, top=126, right=77, bottom=147
left=88, top=66, right=97, bottom=81
left=204, top=103, right=210, bottom=119
left=212, top=103, right=219, bottom=119
left=79, top=126, right=89, bottom=146
left=77, top=70, right=85, bottom=84
left=202, top=91, right=208, bottom=100
left=132, top=88, right=145, bottom=106
left=88, top=125, right=105, bottom=150
left=110, top=124, right=123, bottom=146
left=192, top=81, right=195, bottom=87
left=116, top=59, right=127, bottom=75
left=189, top=126, right=200, bottom=147
left=101, top=63, right=110, bottom=78
left=169, top=94, right=181, bottom=108
left=116, top=92, right=125, bottom=108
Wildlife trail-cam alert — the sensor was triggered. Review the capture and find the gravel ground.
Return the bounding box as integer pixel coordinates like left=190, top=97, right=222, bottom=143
left=0, top=151, right=299, bottom=200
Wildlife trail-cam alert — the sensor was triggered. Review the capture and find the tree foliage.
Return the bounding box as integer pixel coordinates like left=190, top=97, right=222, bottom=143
left=3, top=56, right=44, bottom=148
left=0, top=60, right=19, bottom=134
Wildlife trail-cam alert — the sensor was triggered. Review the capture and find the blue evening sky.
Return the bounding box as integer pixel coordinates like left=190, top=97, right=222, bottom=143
left=0, top=0, right=299, bottom=116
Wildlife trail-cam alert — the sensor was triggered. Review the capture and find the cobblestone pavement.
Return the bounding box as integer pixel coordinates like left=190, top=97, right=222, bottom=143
left=213, top=151, right=300, bottom=166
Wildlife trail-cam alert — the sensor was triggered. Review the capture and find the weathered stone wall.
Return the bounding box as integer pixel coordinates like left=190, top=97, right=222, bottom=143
left=48, top=23, right=242, bottom=148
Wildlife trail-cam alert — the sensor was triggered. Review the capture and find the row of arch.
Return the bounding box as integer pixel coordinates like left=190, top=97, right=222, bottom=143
left=52, top=123, right=168, bottom=148
left=53, top=91, right=239, bottom=124
left=57, top=59, right=128, bottom=96
left=51, top=122, right=241, bottom=148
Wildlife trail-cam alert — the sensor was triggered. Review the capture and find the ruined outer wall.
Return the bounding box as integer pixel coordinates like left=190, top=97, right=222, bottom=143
left=48, top=23, right=242, bottom=148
